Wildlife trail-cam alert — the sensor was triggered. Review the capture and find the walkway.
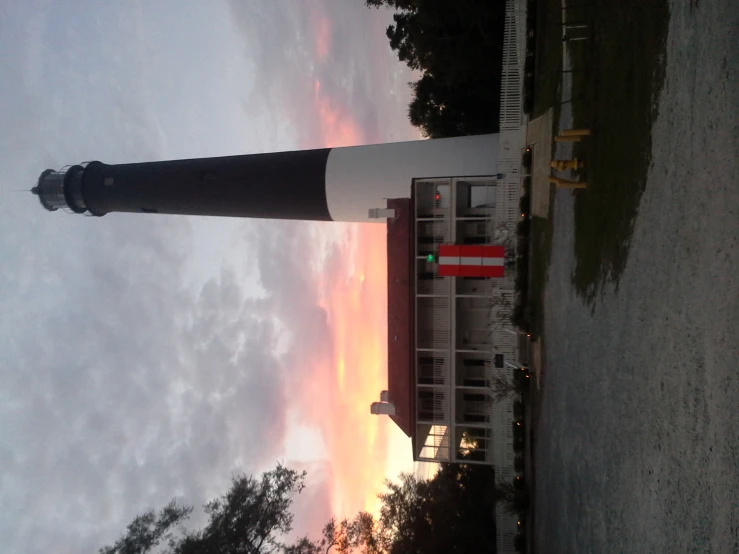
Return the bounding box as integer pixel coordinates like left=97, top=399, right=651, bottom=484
left=525, top=109, right=554, bottom=220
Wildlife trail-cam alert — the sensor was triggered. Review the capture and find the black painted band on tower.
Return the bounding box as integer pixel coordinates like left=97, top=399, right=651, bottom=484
left=78, top=148, right=333, bottom=221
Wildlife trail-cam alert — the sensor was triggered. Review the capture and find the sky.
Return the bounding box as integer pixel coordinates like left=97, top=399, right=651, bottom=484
left=0, top=1, right=429, bottom=551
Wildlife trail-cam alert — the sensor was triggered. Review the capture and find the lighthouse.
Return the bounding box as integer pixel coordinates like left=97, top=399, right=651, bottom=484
left=32, top=135, right=498, bottom=223
left=27, top=0, right=530, bottom=546
left=32, top=132, right=522, bottom=474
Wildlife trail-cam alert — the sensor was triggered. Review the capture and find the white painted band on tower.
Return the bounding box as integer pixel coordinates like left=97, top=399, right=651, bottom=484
left=324, top=134, right=499, bottom=222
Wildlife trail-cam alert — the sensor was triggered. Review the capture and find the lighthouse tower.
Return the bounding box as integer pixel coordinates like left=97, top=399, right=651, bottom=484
left=32, top=135, right=498, bottom=222
left=31, top=132, right=521, bottom=477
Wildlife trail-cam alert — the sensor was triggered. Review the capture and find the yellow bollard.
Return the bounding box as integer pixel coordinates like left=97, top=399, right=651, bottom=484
left=551, top=158, right=585, bottom=171
left=558, top=181, right=588, bottom=189
left=549, top=176, right=588, bottom=189
left=560, top=128, right=592, bottom=137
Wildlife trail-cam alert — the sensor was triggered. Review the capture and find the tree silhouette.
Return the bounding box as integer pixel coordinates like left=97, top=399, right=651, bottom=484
left=99, top=465, right=307, bottom=554
left=99, top=501, right=192, bottom=554
left=101, top=464, right=502, bottom=554
left=366, top=0, right=507, bottom=138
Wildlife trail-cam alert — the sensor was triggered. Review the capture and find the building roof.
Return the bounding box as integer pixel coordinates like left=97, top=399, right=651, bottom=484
left=386, top=198, right=415, bottom=443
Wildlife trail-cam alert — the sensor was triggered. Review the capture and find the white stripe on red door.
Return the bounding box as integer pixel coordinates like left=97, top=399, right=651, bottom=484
left=437, top=256, right=504, bottom=266
left=436, top=244, right=506, bottom=277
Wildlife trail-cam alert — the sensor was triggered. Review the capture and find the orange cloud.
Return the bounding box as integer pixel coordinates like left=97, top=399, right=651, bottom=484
left=307, top=78, right=363, bottom=150
left=284, top=222, right=401, bottom=524
left=293, top=82, right=418, bottom=522
left=314, top=16, right=332, bottom=60
left=278, top=7, right=419, bottom=527
left=299, top=80, right=392, bottom=517
left=321, top=225, right=390, bottom=516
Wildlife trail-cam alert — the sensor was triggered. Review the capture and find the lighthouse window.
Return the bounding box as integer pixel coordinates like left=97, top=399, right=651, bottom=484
left=455, top=179, right=496, bottom=218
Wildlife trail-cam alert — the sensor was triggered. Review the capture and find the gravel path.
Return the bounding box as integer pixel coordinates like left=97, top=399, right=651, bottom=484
left=534, top=1, right=739, bottom=552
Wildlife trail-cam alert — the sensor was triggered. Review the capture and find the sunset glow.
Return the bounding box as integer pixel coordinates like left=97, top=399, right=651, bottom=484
left=279, top=5, right=420, bottom=530
left=319, top=225, right=390, bottom=516
left=310, top=78, right=363, bottom=151
left=295, top=84, right=413, bottom=522
left=314, top=16, right=332, bottom=60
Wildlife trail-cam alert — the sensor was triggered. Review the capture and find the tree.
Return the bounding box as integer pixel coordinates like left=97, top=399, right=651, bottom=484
left=364, top=0, right=417, bottom=11
left=365, top=0, right=507, bottom=138
left=99, top=501, right=192, bottom=554
left=180, top=465, right=306, bottom=554
left=495, top=478, right=529, bottom=516
left=356, top=466, right=496, bottom=554
left=487, top=287, right=515, bottom=336
left=489, top=372, right=519, bottom=402
left=99, top=465, right=308, bottom=554
left=102, top=463, right=505, bottom=554
left=291, top=513, right=382, bottom=554
left=282, top=537, right=322, bottom=554
left=320, top=513, right=382, bottom=554
left=388, top=465, right=497, bottom=553
left=293, top=465, right=498, bottom=554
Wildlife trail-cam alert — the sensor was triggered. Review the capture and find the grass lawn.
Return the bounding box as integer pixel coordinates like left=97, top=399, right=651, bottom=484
left=564, top=1, right=670, bottom=300
left=530, top=0, right=563, bottom=118
left=529, top=0, right=670, bottom=300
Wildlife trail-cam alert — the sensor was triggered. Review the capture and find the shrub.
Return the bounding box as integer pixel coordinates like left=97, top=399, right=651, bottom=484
left=524, top=55, right=535, bottom=76
left=514, top=533, right=527, bottom=552
left=513, top=366, right=529, bottom=381
left=514, top=274, right=525, bottom=296
left=511, top=302, right=527, bottom=328
left=522, top=149, right=532, bottom=169
left=524, top=92, right=534, bottom=115
left=514, top=400, right=525, bottom=415
left=515, top=380, right=530, bottom=397
left=513, top=367, right=530, bottom=395
left=511, top=303, right=530, bottom=332
left=519, top=193, right=531, bottom=217
left=514, top=455, right=525, bottom=472
left=513, top=424, right=525, bottom=445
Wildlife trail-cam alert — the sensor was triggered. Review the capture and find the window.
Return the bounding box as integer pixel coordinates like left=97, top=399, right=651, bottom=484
left=418, top=356, right=445, bottom=385
left=455, top=179, right=496, bottom=217
left=462, top=235, right=487, bottom=245
left=418, top=236, right=444, bottom=244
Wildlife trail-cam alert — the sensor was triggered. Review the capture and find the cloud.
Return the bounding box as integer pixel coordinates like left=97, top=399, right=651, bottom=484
left=227, top=0, right=418, bottom=149
left=0, top=210, right=364, bottom=552
left=0, top=6, right=294, bottom=545
left=0, top=212, right=302, bottom=552
left=0, top=2, right=418, bottom=552
left=235, top=220, right=394, bottom=521
left=285, top=458, right=336, bottom=540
